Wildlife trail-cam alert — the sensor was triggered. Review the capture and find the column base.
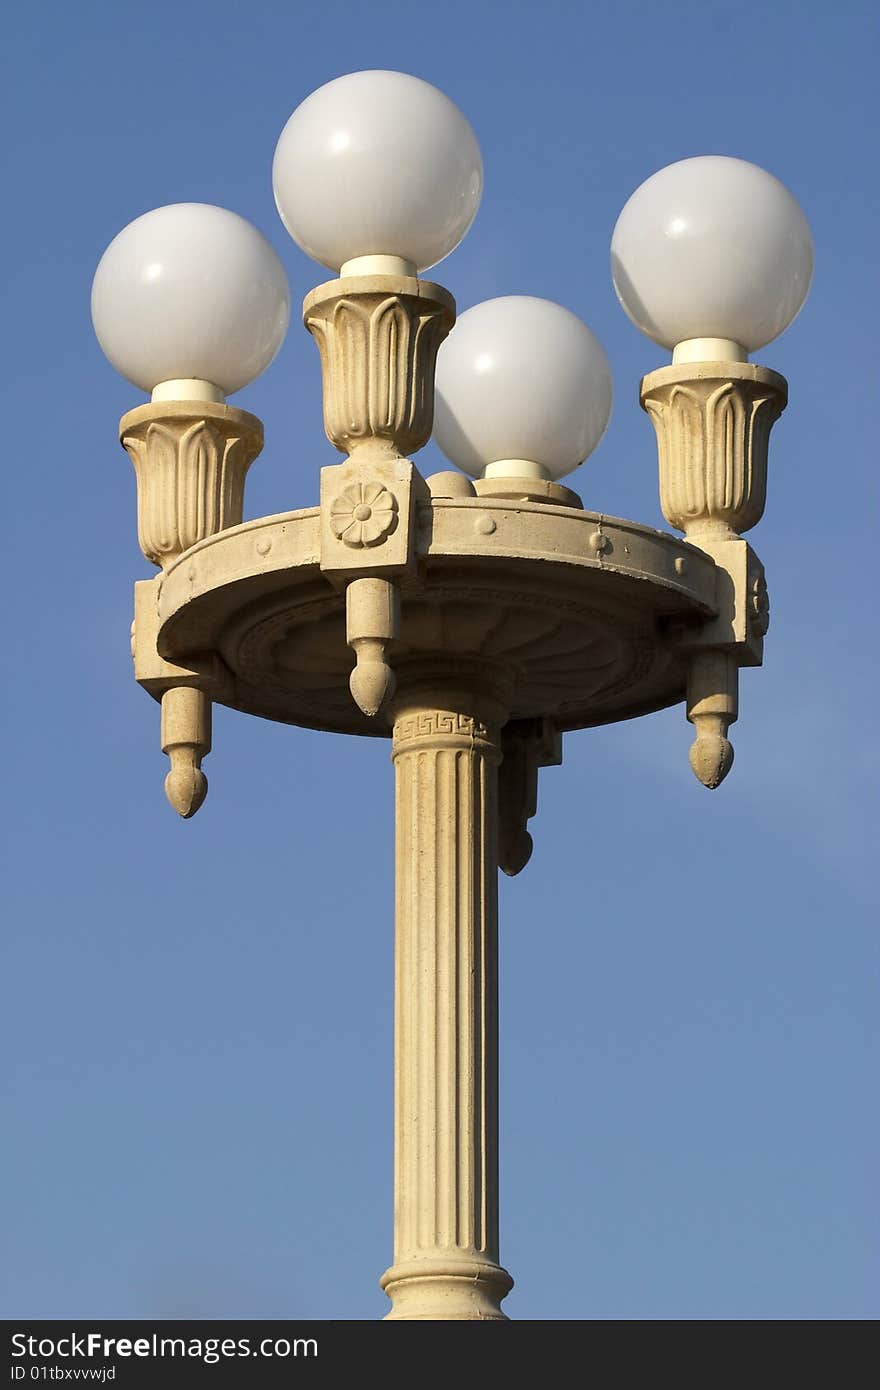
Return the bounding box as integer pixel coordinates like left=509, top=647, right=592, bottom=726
left=380, top=1258, right=514, bottom=1320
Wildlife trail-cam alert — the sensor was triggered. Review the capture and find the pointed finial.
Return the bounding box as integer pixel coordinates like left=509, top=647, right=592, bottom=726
left=686, top=653, right=738, bottom=790
left=350, top=638, right=397, bottom=717
left=160, top=687, right=212, bottom=817
left=345, top=577, right=399, bottom=719
left=688, top=717, right=734, bottom=789
left=164, top=748, right=208, bottom=818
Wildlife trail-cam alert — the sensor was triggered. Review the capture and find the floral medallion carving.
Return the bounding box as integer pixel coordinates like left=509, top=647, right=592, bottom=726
left=750, top=569, right=770, bottom=638
left=330, top=481, right=398, bottom=547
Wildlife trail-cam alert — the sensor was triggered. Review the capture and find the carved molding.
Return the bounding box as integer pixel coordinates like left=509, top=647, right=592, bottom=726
left=394, top=710, right=489, bottom=743
left=641, top=363, right=787, bottom=539
left=304, top=276, right=455, bottom=460
left=120, top=401, right=263, bottom=570
left=222, top=575, right=662, bottom=739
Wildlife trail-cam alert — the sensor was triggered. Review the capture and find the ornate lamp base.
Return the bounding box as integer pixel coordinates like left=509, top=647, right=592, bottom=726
left=137, top=487, right=720, bottom=1319
left=114, top=255, right=784, bottom=1317
left=155, top=494, right=716, bottom=736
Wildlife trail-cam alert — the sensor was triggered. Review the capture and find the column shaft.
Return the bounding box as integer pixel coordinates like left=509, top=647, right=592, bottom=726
left=380, top=693, right=513, bottom=1319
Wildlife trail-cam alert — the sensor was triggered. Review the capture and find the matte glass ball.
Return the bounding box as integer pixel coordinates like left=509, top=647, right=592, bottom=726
left=433, top=297, right=613, bottom=481
left=611, top=156, right=813, bottom=352
left=273, top=70, right=483, bottom=272
left=91, top=203, right=290, bottom=394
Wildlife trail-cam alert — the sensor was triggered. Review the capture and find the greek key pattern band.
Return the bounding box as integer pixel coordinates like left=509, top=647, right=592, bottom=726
left=394, top=711, right=489, bottom=743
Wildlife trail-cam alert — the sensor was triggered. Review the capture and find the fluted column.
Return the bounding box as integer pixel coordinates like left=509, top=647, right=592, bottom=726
left=380, top=683, right=514, bottom=1320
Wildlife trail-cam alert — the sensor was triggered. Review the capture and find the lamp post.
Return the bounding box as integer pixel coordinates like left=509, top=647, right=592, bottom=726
left=91, top=70, right=813, bottom=1320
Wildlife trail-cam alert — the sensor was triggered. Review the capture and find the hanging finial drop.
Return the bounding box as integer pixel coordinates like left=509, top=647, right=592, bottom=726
left=686, top=652, right=738, bottom=791
left=688, top=715, right=734, bottom=789
left=346, top=577, right=399, bottom=719
left=161, top=686, right=211, bottom=817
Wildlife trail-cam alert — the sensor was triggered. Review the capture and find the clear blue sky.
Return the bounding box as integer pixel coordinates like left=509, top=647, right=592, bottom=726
left=2, top=0, right=876, bottom=1320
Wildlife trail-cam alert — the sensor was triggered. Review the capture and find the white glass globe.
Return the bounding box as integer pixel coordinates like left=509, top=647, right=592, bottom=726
left=433, top=297, right=613, bottom=482
left=611, top=156, right=813, bottom=354
left=91, top=203, right=290, bottom=395
left=273, top=70, right=483, bottom=273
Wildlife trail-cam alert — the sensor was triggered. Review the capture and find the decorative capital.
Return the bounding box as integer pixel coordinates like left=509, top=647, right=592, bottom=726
left=304, top=273, right=455, bottom=461
left=640, top=361, right=787, bottom=540
left=120, top=400, right=263, bottom=570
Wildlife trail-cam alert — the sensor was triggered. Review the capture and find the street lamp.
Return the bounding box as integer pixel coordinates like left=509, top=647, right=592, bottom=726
left=91, top=69, right=812, bottom=1320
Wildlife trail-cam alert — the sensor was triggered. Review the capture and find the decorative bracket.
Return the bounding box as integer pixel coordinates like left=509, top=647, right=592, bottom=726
left=120, top=400, right=263, bottom=817
left=642, top=361, right=783, bottom=788
left=499, top=718, right=563, bottom=875
left=667, top=535, right=770, bottom=788
left=308, top=271, right=454, bottom=719
left=132, top=578, right=234, bottom=702
left=131, top=577, right=234, bottom=817
left=319, top=455, right=420, bottom=580
left=669, top=538, right=768, bottom=667
left=319, top=456, right=421, bottom=720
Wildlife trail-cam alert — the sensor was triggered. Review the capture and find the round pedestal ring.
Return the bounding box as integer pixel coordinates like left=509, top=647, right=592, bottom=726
left=156, top=496, right=719, bottom=737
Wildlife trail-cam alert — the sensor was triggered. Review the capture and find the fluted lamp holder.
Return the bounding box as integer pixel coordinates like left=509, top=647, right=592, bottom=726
left=122, top=399, right=262, bottom=815
left=641, top=359, right=785, bottom=785
left=120, top=271, right=788, bottom=1319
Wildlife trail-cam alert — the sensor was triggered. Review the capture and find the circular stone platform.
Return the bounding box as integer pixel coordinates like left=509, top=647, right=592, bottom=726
left=157, top=495, right=718, bottom=737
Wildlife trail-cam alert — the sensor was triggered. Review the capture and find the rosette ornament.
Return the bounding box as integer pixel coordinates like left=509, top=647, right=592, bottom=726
left=330, top=481, right=398, bottom=548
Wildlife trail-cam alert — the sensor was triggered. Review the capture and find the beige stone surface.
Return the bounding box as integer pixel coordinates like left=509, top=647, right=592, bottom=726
left=670, top=537, right=768, bottom=668
left=120, top=400, right=263, bottom=571
left=115, top=278, right=792, bottom=1314
left=121, top=400, right=262, bottom=815
left=380, top=683, right=514, bottom=1319
left=498, top=717, right=562, bottom=876
left=473, top=475, right=583, bottom=509
left=132, top=578, right=233, bottom=701
left=345, top=575, right=399, bottom=716
left=303, top=273, right=454, bottom=462
left=640, top=360, right=786, bottom=786
left=640, top=361, right=787, bottom=540
left=319, top=456, right=419, bottom=580
left=686, top=650, right=738, bottom=789
left=155, top=499, right=717, bottom=738
left=160, top=685, right=211, bottom=818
